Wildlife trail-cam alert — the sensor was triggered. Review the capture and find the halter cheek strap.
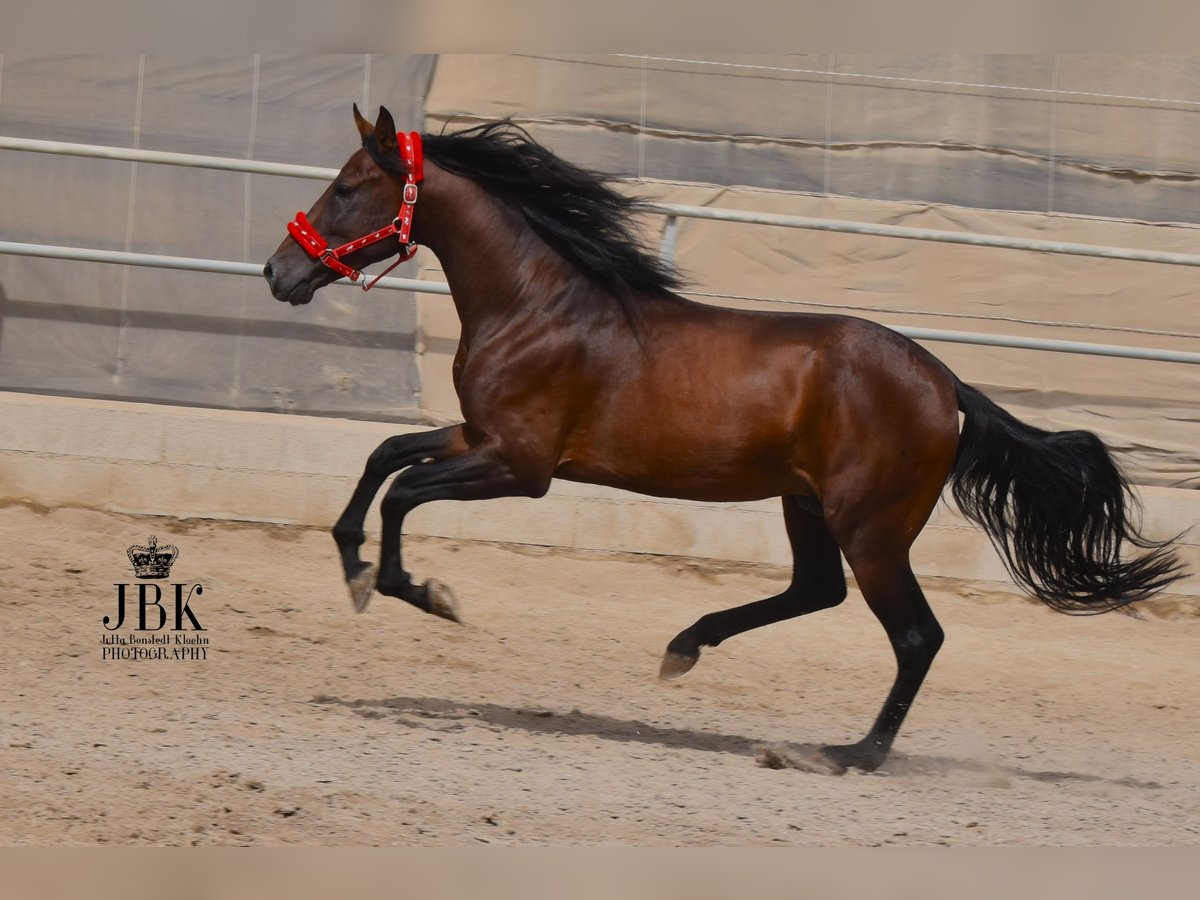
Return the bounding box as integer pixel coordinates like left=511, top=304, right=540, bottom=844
left=286, top=130, right=424, bottom=292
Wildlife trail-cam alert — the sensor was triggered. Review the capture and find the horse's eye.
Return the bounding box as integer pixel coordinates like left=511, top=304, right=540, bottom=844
left=334, top=183, right=355, bottom=199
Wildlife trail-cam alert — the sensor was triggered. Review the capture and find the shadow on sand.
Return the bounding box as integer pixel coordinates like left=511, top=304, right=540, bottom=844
left=311, top=693, right=1163, bottom=790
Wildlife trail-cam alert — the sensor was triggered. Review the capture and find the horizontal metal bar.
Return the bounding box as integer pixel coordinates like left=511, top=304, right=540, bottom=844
left=893, top=325, right=1200, bottom=365
left=6, top=135, right=1200, bottom=268
left=3, top=240, right=1196, bottom=365
left=0, top=135, right=339, bottom=180
left=0, top=240, right=452, bottom=295
left=646, top=202, right=1200, bottom=268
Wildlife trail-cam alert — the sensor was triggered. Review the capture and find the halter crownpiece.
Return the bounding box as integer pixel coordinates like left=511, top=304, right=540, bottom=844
left=286, top=130, right=424, bottom=292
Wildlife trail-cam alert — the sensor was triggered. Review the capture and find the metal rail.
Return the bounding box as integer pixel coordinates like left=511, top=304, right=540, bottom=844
left=6, top=135, right=1200, bottom=269
left=648, top=206, right=1200, bottom=269
left=3, top=240, right=1197, bottom=365
left=0, top=240, right=451, bottom=295
left=0, top=136, right=339, bottom=181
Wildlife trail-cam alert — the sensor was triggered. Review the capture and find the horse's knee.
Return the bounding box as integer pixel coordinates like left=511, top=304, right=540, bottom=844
left=501, top=458, right=556, bottom=501
left=365, top=435, right=411, bottom=476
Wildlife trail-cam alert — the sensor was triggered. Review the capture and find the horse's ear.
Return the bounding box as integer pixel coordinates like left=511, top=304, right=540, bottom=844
left=353, top=103, right=373, bottom=140
left=374, top=106, right=398, bottom=153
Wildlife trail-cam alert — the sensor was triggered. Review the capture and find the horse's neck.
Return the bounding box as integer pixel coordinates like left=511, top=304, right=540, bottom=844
left=418, top=166, right=585, bottom=336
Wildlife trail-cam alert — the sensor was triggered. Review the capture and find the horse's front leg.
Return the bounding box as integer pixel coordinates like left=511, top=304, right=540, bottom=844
left=370, top=440, right=551, bottom=620
left=332, top=425, right=468, bottom=611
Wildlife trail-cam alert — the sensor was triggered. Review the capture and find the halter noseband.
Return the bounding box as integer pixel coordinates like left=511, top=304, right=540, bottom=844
left=286, top=131, right=424, bottom=292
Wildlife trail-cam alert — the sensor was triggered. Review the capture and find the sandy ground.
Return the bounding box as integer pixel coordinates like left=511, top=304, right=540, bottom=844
left=1, top=502, right=1197, bottom=847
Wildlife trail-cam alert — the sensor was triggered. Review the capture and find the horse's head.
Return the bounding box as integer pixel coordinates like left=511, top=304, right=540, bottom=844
left=264, top=105, right=413, bottom=305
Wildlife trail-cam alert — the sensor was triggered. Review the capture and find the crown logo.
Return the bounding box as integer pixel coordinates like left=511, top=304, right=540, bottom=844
left=127, top=535, right=179, bottom=580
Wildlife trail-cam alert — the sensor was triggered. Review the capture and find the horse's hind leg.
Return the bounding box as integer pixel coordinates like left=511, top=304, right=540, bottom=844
left=819, top=520, right=944, bottom=773
left=660, top=495, right=847, bottom=678
left=332, top=425, right=466, bottom=611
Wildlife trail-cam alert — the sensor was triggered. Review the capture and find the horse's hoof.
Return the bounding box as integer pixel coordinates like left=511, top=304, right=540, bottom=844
left=820, top=741, right=886, bottom=773
left=348, top=564, right=376, bottom=613
left=425, top=579, right=462, bottom=623
left=659, top=650, right=699, bottom=680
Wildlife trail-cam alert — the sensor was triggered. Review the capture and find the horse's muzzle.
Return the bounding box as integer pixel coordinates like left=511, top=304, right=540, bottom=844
left=263, top=256, right=318, bottom=306
left=262, top=260, right=282, bottom=294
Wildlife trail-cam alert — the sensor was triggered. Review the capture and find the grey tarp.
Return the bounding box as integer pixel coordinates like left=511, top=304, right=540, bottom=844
left=428, top=54, right=1200, bottom=221
left=0, top=54, right=434, bottom=420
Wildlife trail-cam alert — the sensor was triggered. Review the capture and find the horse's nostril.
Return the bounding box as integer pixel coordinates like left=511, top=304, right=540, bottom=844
left=263, top=262, right=276, bottom=286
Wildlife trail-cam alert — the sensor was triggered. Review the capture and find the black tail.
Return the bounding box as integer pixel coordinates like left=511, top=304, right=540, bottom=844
left=950, top=382, right=1182, bottom=614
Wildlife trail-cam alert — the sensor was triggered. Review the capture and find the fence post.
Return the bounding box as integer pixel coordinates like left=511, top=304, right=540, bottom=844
left=660, top=215, right=679, bottom=267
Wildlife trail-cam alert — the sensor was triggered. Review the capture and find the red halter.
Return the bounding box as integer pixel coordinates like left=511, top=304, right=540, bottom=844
left=286, top=131, right=424, bottom=292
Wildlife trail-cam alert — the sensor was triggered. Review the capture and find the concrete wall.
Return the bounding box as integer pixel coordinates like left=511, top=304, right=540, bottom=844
left=1, top=390, right=1196, bottom=597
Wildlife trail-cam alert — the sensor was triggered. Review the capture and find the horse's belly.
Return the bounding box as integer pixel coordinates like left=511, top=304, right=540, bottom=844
left=553, top=442, right=811, bottom=504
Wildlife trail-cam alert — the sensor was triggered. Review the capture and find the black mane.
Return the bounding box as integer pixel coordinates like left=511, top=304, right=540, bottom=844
left=365, top=120, right=682, bottom=298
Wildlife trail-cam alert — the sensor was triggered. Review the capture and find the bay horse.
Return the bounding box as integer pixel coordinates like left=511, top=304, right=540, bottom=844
left=264, top=106, right=1182, bottom=773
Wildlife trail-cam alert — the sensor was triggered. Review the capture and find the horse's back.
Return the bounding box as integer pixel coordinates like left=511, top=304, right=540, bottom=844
left=639, top=300, right=960, bottom=441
